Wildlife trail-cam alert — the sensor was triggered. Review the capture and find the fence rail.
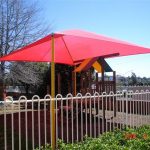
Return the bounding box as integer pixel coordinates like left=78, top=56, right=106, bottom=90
left=0, top=90, right=150, bottom=150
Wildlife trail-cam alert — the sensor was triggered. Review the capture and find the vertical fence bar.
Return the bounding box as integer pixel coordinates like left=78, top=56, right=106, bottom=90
left=55, top=96, right=58, bottom=147
left=44, top=97, right=47, bottom=147
left=146, top=91, right=148, bottom=124
left=112, top=92, right=115, bottom=131
left=105, top=94, right=108, bottom=132
left=125, top=91, right=128, bottom=127
left=102, top=94, right=104, bottom=133
left=4, top=98, right=7, bottom=150
left=66, top=94, right=74, bottom=143
left=129, top=91, right=132, bottom=128
left=85, top=94, right=88, bottom=136
left=98, top=94, right=100, bottom=135
left=137, top=91, right=140, bottom=126
left=81, top=95, right=83, bottom=141
left=132, top=93, right=135, bottom=128
left=61, top=97, right=63, bottom=141
left=18, top=96, right=27, bottom=150
left=135, top=91, right=138, bottom=129
left=144, top=91, right=146, bottom=125
left=94, top=94, right=96, bottom=138
left=146, top=90, right=149, bottom=125
left=32, top=97, right=35, bottom=150
left=140, top=91, right=143, bottom=126
left=116, top=93, right=118, bottom=129
left=139, top=91, right=142, bottom=126
left=66, top=96, right=69, bottom=143
left=89, top=94, right=92, bottom=137
left=18, top=97, right=23, bottom=150
left=148, top=92, right=150, bottom=124
left=121, top=91, right=125, bottom=129
left=25, top=98, right=28, bottom=150
left=11, top=99, right=14, bottom=150
left=109, top=93, right=112, bottom=131
left=94, top=92, right=99, bottom=137
left=55, top=94, right=62, bottom=147
left=110, top=92, right=114, bottom=131
left=71, top=95, right=74, bottom=143
left=76, top=96, right=78, bottom=141
left=119, top=92, right=122, bottom=130
left=38, top=98, right=41, bottom=149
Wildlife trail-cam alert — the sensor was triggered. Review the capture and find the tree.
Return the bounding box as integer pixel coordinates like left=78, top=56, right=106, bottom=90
left=131, top=72, right=137, bottom=85
left=0, top=0, right=51, bottom=99
left=7, top=62, right=48, bottom=97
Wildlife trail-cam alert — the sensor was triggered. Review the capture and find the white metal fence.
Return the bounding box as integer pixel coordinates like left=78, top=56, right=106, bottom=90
left=117, top=85, right=150, bottom=92
left=0, top=90, right=150, bottom=150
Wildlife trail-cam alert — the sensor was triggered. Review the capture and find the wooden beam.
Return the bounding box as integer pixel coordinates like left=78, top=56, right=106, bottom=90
left=72, top=69, right=77, bottom=96
left=92, top=61, right=102, bottom=73
left=74, top=57, right=99, bottom=72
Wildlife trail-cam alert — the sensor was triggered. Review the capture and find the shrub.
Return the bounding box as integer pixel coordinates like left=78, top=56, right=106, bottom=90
left=36, top=125, right=150, bottom=150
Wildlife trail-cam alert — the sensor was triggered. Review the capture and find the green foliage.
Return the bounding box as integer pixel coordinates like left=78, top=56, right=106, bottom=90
left=36, top=125, right=150, bottom=150
left=130, top=72, right=137, bottom=85
left=117, top=72, right=150, bottom=86
left=35, top=144, right=52, bottom=150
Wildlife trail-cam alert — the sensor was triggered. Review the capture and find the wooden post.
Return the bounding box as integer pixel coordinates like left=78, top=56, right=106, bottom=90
left=101, top=66, right=106, bottom=131
left=96, top=72, right=98, bottom=92
left=88, top=70, right=91, bottom=94
left=51, top=34, right=56, bottom=150
left=72, top=66, right=77, bottom=96
left=101, top=67, right=105, bottom=93
left=80, top=73, right=83, bottom=94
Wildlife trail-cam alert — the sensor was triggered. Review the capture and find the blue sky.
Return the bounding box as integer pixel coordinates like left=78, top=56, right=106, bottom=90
left=34, top=0, right=150, bottom=77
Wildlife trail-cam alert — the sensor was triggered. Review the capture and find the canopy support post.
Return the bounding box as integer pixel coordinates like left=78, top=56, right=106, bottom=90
left=51, top=34, right=56, bottom=150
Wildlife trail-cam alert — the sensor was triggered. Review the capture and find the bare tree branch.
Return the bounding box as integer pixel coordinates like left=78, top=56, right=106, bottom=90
left=0, top=0, right=52, bottom=95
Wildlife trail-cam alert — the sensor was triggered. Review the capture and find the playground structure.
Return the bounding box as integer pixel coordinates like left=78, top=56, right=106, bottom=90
left=56, top=57, right=116, bottom=96
left=55, top=57, right=117, bottom=122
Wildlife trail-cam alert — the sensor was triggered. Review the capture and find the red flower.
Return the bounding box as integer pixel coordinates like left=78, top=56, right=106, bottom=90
left=124, top=133, right=136, bottom=139
left=130, top=133, right=136, bottom=139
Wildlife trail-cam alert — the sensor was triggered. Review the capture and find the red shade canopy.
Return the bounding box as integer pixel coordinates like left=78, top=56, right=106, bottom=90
left=0, top=29, right=150, bottom=65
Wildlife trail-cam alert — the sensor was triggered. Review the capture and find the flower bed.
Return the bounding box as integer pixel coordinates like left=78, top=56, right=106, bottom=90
left=36, top=125, right=150, bottom=150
